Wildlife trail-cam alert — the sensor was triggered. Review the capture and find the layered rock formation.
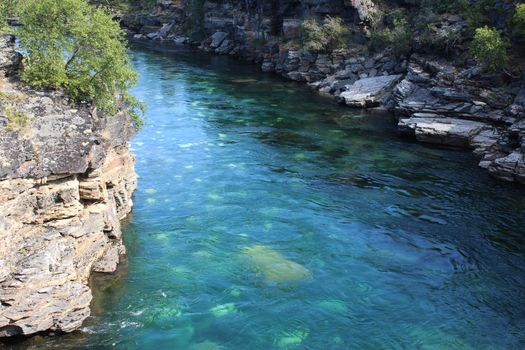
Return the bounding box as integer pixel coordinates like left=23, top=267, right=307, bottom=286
left=0, top=35, right=137, bottom=337
left=393, top=55, right=525, bottom=183
left=122, top=0, right=525, bottom=184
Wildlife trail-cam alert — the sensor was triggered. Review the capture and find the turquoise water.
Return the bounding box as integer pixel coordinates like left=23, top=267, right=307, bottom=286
left=12, top=46, right=525, bottom=349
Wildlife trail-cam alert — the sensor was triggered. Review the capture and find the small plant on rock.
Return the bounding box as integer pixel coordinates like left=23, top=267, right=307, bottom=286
left=302, top=16, right=348, bottom=52
left=4, top=107, right=29, bottom=130
left=370, top=10, right=411, bottom=57
left=510, top=3, right=525, bottom=42
left=470, top=26, right=509, bottom=72
left=0, top=0, right=19, bottom=30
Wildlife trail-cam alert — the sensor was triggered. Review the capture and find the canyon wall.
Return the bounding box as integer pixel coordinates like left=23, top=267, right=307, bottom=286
left=0, top=35, right=137, bottom=337
left=124, top=0, right=525, bottom=184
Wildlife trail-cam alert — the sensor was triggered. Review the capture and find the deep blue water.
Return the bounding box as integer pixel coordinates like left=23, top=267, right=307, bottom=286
left=13, top=45, right=525, bottom=349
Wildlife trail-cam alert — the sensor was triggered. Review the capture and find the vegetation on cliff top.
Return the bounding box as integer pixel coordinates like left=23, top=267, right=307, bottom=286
left=369, top=1, right=524, bottom=72
left=96, top=0, right=156, bottom=13
left=1, top=0, right=144, bottom=127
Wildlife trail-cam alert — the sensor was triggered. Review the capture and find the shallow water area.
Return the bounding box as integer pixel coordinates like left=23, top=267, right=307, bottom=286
left=7, top=44, right=525, bottom=349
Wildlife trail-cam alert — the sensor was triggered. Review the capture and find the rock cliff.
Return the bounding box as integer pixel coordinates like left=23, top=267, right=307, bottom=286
left=122, top=0, right=525, bottom=184
left=0, top=35, right=137, bottom=337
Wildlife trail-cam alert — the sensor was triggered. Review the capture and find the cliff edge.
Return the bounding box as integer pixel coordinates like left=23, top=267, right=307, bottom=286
left=0, top=35, right=137, bottom=337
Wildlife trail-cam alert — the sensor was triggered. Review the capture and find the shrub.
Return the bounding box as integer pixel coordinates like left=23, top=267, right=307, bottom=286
left=101, top=0, right=156, bottom=13
left=17, top=0, right=143, bottom=126
left=510, top=3, right=525, bottom=41
left=302, top=16, right=348, bottom=52
left=0, top=0, right=19, bottom=29
left=370, top=10, right=411, bottom=57
left=470, top=26, right=508, bottom=71
left=420, top=23, right=463, bottom=57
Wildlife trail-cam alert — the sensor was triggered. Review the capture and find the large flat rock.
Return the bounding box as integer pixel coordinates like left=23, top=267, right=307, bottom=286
left=398, top=116, right=490, bottom=148
left=339, top=74, right=402, bottom=108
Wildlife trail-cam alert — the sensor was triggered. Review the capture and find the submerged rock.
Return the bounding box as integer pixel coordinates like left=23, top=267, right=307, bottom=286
left=190, top=340, right=224, bottom=350
left=317, top=299, right=349, bottom=315
left=209, top=303, right=237, bottom=317
left=276, top=327, right=310, bottom=348
left=242, top=245, right=311, bottom=283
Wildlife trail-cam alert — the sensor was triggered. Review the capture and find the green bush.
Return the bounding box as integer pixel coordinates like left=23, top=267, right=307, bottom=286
left=370, top=10, right=411, bottom=57
left=100, top=0, right=156, bottom=13
left=470, top=26, right=509, bottom=71
left=510, top=3, right=525, bottom=40
left=0, top=0, right=19, bottom=29
left=17, top=0, right=143, bottom=126
left=302, top=16, right=348, bottom=52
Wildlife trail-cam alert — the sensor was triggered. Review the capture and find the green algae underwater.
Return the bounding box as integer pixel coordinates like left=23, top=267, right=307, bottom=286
left=11, top=44, right=525, bottom=349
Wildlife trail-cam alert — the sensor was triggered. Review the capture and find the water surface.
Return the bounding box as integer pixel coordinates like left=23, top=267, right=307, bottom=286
left=15, top=45, right=525, bottom=349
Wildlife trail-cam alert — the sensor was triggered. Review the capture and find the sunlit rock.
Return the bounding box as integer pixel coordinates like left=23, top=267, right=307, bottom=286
left=209, top=303, right=237, bottom=317
left=242, top=245, right=312, bottom=283
left=276, top=328, right=310, bottom=348
left=229, top=288, right=242, bottom=297
left=190, top=340, right=224, bottom=350
left=318, top=299, right=349, bottom=314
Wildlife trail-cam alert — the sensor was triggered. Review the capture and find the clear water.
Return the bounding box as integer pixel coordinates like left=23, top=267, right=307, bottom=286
left=9, top=45, right=525, bottom=349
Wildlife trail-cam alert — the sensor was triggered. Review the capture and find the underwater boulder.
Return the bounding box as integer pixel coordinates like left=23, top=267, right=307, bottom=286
left=242, top=245, right=312, bottom=283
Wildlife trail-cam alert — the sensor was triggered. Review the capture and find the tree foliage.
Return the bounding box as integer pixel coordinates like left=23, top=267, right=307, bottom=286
left=470, top=26, right=509, bottom=71
left=17, top=0, right=143, bottom=126
left=302, top=16, right=348, bottom=52
left=370, top=10, right=411, bottom=57
left=0, top=0, right=19, bottom=29
left=510, top=3, right=525, bottom=41
left=99, top=0, right=157, bottom=13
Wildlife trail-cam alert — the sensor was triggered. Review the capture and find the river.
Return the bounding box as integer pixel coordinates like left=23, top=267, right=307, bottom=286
left=15, top=45, right=525, bottom=349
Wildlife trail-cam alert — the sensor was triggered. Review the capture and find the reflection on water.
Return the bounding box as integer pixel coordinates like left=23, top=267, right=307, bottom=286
left=7, top=44, right=525, bottom=349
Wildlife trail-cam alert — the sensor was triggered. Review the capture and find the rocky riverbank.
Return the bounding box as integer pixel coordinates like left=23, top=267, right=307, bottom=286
left=0, top=35, right=137, bottom=337
left=121, top=0, right=525, bottom=184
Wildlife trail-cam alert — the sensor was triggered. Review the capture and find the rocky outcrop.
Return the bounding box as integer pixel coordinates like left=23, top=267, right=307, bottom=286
left=0, top=35, right=137, bottom=337
left=393, top=54, right=525, bottom=184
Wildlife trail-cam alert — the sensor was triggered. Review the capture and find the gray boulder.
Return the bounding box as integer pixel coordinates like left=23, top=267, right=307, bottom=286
left=210, top=31, right=228, bottom=49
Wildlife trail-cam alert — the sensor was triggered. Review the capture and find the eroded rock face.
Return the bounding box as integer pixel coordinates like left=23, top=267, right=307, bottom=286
left=0, top=35, right=137, bottom=337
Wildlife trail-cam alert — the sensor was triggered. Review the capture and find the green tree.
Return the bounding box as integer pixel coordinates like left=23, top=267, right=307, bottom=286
left=17, top=0, right=143, bottom=126
left=470, top=26, right=508, bottom=72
